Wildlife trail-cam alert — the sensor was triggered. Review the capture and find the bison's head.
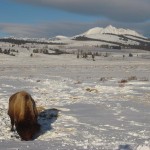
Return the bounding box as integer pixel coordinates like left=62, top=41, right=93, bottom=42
left=17, top=123, right=41, bottom=141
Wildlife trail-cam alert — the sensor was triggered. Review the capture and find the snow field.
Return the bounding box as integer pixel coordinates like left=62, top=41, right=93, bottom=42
left=0, top=52, right=150, bottom=149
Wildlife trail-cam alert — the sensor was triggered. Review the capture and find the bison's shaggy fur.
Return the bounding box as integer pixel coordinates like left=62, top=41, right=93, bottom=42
left=8, top=91, right=40, bottom=141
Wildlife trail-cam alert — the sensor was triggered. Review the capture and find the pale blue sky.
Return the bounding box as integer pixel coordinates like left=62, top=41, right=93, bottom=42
left=0, top=0, right=99, bottom=23
left=0, top=0, right=149, bottom=38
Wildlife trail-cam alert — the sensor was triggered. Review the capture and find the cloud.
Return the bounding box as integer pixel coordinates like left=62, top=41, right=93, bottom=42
left=13, top=0, right=150, bottom=22
left=4, top=0, right=149, bottom=37
left=0, top=23, right=44, bottom=37
left=0, top=21, right=149, bottom=38
left=0, top=22, right=91, bottom=38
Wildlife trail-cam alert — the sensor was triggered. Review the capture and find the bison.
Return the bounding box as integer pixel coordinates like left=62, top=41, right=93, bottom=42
left=8, top=91, right=40, bottom=141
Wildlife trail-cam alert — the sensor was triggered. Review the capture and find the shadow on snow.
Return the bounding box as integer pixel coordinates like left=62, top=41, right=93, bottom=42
left=35, top=108, right=60, bottom=139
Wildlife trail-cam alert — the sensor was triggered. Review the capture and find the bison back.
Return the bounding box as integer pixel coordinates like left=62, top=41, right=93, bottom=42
left=8, top=91, right=38, bottom=124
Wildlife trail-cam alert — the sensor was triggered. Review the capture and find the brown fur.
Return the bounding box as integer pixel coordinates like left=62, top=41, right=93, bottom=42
left=8, top=91, right=40, bottom=141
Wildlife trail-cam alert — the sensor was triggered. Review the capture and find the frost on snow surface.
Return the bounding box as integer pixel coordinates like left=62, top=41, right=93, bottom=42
left=0, top=52, right=150, bottom=149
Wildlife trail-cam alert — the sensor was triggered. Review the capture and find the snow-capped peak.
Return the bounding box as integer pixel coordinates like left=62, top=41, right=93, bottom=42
left=103, top=25, right=118, bottom=34
left=83, top=25, right=143, bottom=37
left=83, top=27, right=103, bottom=35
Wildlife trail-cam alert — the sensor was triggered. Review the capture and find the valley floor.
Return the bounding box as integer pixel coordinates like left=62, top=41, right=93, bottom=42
left=0, top=51, right=150, bottom=150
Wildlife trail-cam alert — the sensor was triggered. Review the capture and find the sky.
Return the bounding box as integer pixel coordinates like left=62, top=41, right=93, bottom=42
left=0, top=0, right=150, bottom=38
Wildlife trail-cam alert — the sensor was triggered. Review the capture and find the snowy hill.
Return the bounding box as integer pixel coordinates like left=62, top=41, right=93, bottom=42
left=50, top=35, right=69, bottom=41
left=0, top=25, right=149, bottom=50
left=83, top=25, right=143, bottom=38
left=72, top=25, right=150, bottom=49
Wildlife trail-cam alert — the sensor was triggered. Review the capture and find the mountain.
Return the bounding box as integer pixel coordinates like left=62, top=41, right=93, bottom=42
left=0, top=25, right=149, bottom=50
left=83, top=25, right=143, bottom=38
left=72, top=25, right=150, bottom=50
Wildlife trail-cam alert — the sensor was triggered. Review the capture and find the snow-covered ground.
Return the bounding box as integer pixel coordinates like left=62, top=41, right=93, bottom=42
left=0, top=50, right=150, bottom=149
